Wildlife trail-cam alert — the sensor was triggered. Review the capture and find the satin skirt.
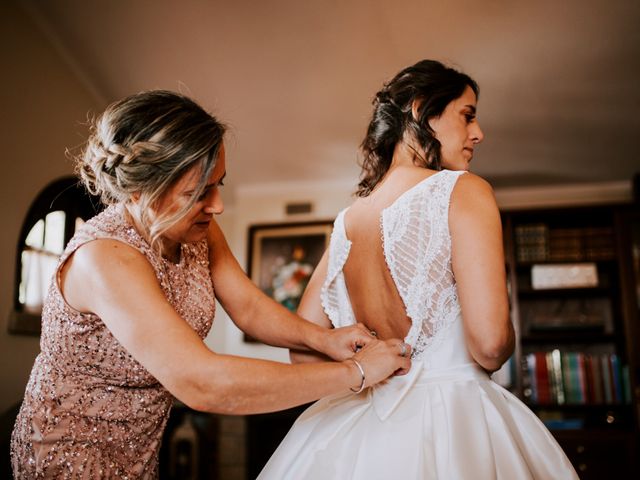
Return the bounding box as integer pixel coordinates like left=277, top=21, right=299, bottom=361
left=258, top=363, right=578, bottom=480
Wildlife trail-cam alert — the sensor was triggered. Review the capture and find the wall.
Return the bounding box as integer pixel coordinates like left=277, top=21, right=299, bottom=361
left=0, top=2, right=102, bottom=413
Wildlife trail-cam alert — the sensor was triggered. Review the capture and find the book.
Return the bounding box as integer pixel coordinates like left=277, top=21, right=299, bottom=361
left=583, top=354, right=595, bottom=404
left=515, top=223, right=549, bottom=262
left=591, top=354, right=604, bottom=404
left=622, top=364, right=632, bottom=404
left=550, top=350, right=565, bottom=405
left=601, top=355, right=613, bottom=404
left=610, top=354, right=623, bottom=403
left=536, top=351, right=551, bottom=404
left=561, top=352, right=574, bottom=404
left=576, top=354, right=586, bottom=404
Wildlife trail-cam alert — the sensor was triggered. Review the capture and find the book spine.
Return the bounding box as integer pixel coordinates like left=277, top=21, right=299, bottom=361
left=610, top=354, right=622, bottom=403
left=551, top=349, right=565, bottom=405
left=561, top=352, right=573, bottom=404
left=536, top=351, right=551, bottom=404
left=583, top=354, right=595, bottom=404
left=601, top=354, right=613, bottom=404
left=592, top=355, right=604, bottom=404
left=622, top=364, right=632, bottom=404
left=576, top=353, right=586, bottom=404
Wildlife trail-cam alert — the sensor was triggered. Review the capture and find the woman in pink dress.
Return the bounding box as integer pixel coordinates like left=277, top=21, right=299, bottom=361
left=10, top=90, right=410, bottom=479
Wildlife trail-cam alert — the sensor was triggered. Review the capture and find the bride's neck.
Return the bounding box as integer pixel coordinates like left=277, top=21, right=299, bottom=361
left=390, top=140, right=427, bottom=170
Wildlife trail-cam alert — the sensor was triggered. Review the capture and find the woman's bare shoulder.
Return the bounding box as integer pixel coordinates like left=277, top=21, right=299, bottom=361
left=68, top=238, right=153, bottom=279
left=60, top=238, right=158, bottom=313
left=449, top=172, right=500, bottom=232
left=451, top=172, right=496, bottom=208
left=455, top=171, right=494, bottom=193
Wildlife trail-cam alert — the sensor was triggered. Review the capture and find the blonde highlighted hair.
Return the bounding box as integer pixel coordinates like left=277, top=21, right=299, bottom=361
left=77, top=90, right=226, bottom=251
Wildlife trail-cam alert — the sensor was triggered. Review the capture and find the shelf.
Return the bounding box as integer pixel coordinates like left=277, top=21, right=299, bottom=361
left=529, top=403, right=632, bottom=411
left=503, top=206, right=639, bottom=475
left=527, top=404, right=634, bottom=430
left=518, top=286, right=611, bottom=298
left=515, top=258, right=617, bottom=267
left=520, top=332, right=616, bottom=344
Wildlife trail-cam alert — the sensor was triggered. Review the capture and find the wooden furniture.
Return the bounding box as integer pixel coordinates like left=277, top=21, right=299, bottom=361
left=502, top=204, right=640, bottom=478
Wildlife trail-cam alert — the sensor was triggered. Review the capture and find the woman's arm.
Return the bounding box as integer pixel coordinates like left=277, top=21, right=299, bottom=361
left=59, top=239, right=410, bottom=414
left=449, top=173, right=515, bottom=372
left=207, top=221, right=372, bottom=361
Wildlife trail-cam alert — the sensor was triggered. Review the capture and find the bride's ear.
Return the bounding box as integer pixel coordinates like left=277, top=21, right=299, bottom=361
left=411, top=98, right=422, bottom=123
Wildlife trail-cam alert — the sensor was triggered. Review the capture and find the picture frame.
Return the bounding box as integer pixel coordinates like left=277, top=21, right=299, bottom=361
left=245, top=220, right=333, bottom=342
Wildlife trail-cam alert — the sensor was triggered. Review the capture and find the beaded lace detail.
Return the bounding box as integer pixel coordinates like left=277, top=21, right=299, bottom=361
left=320, top=211, right=355, bottom=328
left=11, top=205, right=215, bottom=479
left=321, top=170, right=466, bottom=360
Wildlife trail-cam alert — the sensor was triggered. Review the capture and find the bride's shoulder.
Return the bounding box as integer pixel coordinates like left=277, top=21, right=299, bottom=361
left=452, top=171, right=494, bottom=196
left=450, top=172, right=499, bottom=219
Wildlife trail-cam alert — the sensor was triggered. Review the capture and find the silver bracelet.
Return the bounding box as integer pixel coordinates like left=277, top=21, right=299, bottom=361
left=349, top=359, right=366, bottom=394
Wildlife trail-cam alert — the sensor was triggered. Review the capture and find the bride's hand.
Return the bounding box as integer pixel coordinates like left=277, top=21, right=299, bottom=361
left=318, top=323, right=376, bottom=361
left=347, top=339, right=412, bottom=389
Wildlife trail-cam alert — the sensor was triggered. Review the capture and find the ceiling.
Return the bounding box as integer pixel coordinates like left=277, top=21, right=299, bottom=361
left=22, top=0, right=640, bottom=203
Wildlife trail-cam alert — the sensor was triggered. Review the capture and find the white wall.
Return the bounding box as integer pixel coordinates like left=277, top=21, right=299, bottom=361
left=0, top=2, right=102, bottom=413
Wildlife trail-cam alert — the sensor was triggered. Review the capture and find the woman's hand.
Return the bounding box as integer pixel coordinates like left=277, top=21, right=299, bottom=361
left=317, top=323, right=377, bottom=361
left=347, top=339, right=412, bottom=389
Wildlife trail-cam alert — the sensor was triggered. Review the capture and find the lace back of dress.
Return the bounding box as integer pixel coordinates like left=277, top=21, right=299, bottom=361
left=320, top=210, right=355, bottom=328
left=382, top=171, right=465, bottom=359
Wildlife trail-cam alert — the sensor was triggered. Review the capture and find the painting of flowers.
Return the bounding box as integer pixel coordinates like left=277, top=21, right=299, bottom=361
left=246, top=221, right=332, bottom=340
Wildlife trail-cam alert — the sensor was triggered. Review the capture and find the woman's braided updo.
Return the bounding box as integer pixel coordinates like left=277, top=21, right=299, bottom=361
left=357, top=60, right=478, bottom=197
left=77, top=90, right=226, bottom=250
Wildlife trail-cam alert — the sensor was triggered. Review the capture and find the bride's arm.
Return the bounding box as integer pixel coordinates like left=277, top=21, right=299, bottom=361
left=290, top=251, right=337, bottom=364
left=450, top=173, right=514, bottom=372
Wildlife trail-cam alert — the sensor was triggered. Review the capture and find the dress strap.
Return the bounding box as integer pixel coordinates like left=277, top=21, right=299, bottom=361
left=320, top=209, right=356, bottom=328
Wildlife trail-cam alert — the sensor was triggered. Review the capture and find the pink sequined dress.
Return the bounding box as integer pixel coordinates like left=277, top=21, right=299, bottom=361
left=11, top=205, right=215, bottom=479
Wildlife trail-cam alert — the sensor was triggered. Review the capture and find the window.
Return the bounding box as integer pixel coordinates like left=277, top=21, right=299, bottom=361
left=9, top=176, right=104, bottom=335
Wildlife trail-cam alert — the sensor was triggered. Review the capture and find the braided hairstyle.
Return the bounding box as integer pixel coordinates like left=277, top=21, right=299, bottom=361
left=77, top=90, right=226, bottom=251
left=357, top=60, right=478, bottom=197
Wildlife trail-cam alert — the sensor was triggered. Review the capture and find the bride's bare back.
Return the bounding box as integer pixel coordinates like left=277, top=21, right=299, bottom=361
left=342, top=166, right=438, bottom=340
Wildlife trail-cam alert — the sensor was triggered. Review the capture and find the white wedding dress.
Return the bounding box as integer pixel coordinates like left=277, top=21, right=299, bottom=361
left=258, top=170, right=578, bottom=479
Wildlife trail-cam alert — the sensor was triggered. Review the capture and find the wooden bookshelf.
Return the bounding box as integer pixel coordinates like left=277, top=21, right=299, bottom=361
left=502, top=204, right=640, bottom=478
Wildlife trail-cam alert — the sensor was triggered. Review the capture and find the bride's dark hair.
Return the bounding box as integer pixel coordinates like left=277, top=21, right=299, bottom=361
left=357, top=60, right=478, bottom=197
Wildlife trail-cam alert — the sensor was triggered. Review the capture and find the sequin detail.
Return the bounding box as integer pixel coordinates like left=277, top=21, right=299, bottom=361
left=11, top=205, right=215, bottom=479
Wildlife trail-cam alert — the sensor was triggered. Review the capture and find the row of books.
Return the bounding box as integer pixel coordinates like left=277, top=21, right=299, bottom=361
left=515, top=224, right=615, bottom=263
left=522, top=350, right=631, bottom=405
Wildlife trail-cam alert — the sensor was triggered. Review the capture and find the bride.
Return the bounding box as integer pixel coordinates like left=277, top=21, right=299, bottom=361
left=258, top=60, right=578, bottom=479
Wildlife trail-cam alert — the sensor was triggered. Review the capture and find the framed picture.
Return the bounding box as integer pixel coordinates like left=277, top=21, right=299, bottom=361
left=245, top=220, right=333, bottom=342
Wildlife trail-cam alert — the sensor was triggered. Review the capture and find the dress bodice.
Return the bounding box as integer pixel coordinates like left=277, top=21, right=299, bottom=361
left=39, top=204, right=215, bottom=385
left=11, top=205, right=215, bottom=479
left=321, top=169, right=472, bottom=369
